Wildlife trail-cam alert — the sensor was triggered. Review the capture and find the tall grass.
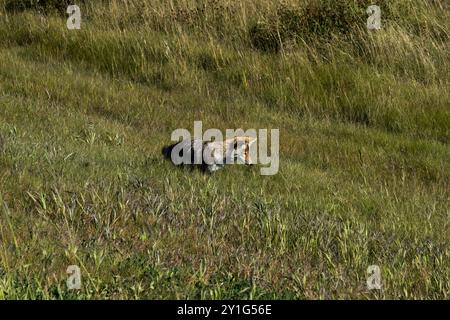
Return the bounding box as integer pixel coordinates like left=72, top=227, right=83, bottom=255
left=0, top=0, right=448, bottom=299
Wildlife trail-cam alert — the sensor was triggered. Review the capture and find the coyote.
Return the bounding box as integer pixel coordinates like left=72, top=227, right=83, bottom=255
left=162, top=136, right=257, bottom=172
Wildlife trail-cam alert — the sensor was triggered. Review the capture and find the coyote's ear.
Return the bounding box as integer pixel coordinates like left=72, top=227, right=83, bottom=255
left=247, top=137, right=257, bottom=146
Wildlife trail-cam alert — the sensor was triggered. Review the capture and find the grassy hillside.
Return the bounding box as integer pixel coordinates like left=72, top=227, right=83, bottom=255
left=0, top=0, right=448, bottom=299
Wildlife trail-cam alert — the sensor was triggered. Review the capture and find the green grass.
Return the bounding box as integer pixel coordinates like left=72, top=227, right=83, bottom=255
left=0, top=0, right=449, bottom=299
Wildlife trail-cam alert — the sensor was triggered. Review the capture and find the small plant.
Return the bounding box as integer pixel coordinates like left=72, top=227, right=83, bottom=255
left=0, top=133, right=4, bottom=153
left=249, top=21, right=281, bottom=53
left=249, top=0, right=393, bottom=52
left=4, top=0, right=86, bottom=15
left=299, top=0, right=364, bottom=36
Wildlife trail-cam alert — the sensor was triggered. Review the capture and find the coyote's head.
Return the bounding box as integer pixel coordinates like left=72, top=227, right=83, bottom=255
left=225, top=136, right=257, bottom=165
left=203, top=136, right=257, bottom=172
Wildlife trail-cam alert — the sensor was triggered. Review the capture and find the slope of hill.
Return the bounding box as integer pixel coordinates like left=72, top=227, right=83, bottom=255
left=0, top=0, right=448, bottom=299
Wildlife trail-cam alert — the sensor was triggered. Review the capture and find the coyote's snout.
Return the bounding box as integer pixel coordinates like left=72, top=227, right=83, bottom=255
left=162, top=136, right=257, bottom=172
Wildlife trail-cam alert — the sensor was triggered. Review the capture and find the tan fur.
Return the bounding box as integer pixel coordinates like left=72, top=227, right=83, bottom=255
left=223, top=136, right=257, bottom=164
